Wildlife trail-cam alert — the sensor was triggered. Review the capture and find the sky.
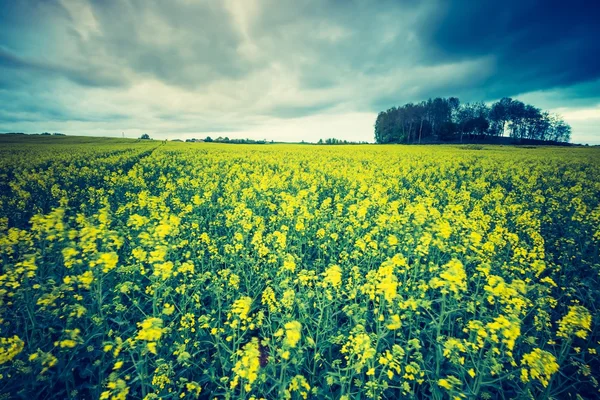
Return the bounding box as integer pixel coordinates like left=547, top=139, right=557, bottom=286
left=1, top=0, right=599, bottom=144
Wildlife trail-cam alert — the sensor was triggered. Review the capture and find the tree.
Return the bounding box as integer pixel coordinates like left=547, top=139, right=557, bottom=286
left=140, top=133, right=151, bottom=140
left=489, top=98, right=512, bottom=136
left=374, top=96, right=571, bottom=144
left=456, top=102, right=490, bottom=139
left=448, top=97, right=460, bottom=122
left=548, top=115, right=571, bottom=142
left=464, top=116, right=490, bottom=136
left=507, top=100, right=526, bottom=138
left=374, top=109, right=401, bottom=144
left=205, top=136, right=213, bottom=142
left=429, top=97, right=452, bottom=139
left=438, top=121, right=458, bottom=141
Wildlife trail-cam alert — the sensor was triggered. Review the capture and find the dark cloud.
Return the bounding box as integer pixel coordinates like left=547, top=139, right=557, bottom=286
left=0, top=46, right=128, bottom=87
left=421, top=0, right=600, bottom=101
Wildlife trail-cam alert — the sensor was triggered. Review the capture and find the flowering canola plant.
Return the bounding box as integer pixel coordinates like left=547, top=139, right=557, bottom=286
left=0, top=136, right=599, bottom=399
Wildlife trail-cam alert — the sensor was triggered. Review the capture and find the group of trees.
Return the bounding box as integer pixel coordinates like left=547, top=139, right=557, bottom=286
left=374, top=97, right=571, bottom=144
left=207, top=137, right=269, bottom=144
left=317, top=138, right=369, bottom=145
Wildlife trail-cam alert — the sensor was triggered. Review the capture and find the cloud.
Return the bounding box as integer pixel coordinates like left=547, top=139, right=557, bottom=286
left=0, top=46, right=128, bottom=87
left=422, top=0, right=600, bottom=100
left=0, top=0, right=598, bottom=143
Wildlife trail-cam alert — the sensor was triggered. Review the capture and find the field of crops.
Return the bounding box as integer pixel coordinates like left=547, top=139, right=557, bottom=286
left=1, top=136, right=599, bottom=399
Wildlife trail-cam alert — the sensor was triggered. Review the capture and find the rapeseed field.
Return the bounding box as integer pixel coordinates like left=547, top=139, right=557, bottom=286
left=1, top=137, right=599, bottom=399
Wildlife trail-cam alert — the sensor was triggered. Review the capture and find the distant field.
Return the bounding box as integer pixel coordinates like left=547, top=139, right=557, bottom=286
left=1, top=136, right=599, bottom=399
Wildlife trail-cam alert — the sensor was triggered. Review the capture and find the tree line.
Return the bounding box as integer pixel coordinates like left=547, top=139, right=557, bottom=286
left=2, top=132, right=65, bottom=136
left=317, top=138, right=369, bottom=145
left=374, top=97, right=571, bottom=144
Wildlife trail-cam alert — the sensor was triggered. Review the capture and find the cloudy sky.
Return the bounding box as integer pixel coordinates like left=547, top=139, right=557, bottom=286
left=1, top=0, right=599, bottom=143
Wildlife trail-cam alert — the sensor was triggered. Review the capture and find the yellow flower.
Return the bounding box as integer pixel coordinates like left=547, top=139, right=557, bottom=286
left=232, top=338, right=261, bottom=391
left=0, top=336, right=24, bottom=365
left=284, top=321, right=302, bottom=348
left=78, top=271, right=94, bottom=289
left=97, top=252, right=119, bottom=273
left=162, top=303, right=175, bottom=316
left=281, top=289, right=295, bottom=309
left=322, top=265, right=342, bottom=288
left=147, top=342, right=158, bottom=355
left=185, top=382, right=202, bottom=397
left=153, top=261, right=174, bottom=281
left=341, top=327, right=376, bottom=371
left=58, top=339, right=77, bottom=348
left=136, top=317, right=166, bottom=342
left=386, top=315, right=402, bottom=330
left=261, top=287, right=278, bottom=312
left=287, top=375, right=310, bottom=399
left=438, top=375, right=461, bottom=391
left=557, top=305, right=592, bottom=340
left=387, top=235, right=398, bottom=246
left=56, top=329, right=81, bottom=349
left=282, top=255, right=296, bottom=273
left=520, top=348, right=559, bottom=387
left=430, top=259, right=467, bottom=297
left=485, top=315, right=521, bottom=351
left=62, top=247, right=78, bottom=268
left=231, top=296, right=252, bottom=320
left=180, top=313, right=196, bottom=331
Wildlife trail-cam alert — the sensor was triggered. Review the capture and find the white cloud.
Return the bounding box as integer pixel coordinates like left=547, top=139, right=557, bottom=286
left=555, top=105, right=600, bottom=121
left=555, top=106, right=600, bottom=145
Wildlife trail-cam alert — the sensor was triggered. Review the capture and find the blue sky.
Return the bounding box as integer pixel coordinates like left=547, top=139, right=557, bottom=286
left=1, top=0, right=599, bottom=143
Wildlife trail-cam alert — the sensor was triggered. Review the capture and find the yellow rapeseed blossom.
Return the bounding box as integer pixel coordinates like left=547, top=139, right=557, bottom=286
left=322, top=264, right=342, bottom=288
left=137, top=318, right=166, bottom=341
left=438, top=375, right=461, bottom=391
left=136, top=317, right=166, bottom=354
left=78, top=271, right=94, bottom=289
left=520, top=348, right=559, bottom=387
left=261, top=287, right=278, bottom=312
left=56, top=328, right=81, bottom=348
left=430, top=259, right=467, bottom=298
left=486, top=315, right=521, bottom=351
left=284, top=321, right=302, bottom=348
left=153, top=261, right=174, bottom=281
left=282, top=255, right=296, bottom=273
left=557, top=305, right=592, bottom=340
left=97, top=252, right=119, bottom=273
left=0, top=336, right=24, bottom=365
left=231, top=296, right=252, bottom=321
left=185, top=381, right=202, bottom=397
left=341, top=327, right=376, bottom=372
left=162, top=303, right=175, bottom=316
left=386, top=315, right=402, bottom=330
left=231, top=338, right=261, bottom=391
left=286, top=375, right=311, bottom=399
